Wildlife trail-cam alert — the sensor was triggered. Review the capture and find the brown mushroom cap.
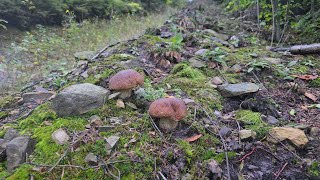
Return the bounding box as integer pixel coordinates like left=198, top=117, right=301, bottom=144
left=148, top=98, right=188, bottom=121
left=109, top=69, right=144, bottom=90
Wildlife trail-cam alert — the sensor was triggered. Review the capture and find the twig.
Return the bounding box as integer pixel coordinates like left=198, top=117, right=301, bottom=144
left=158, top=171, right=168, bottom=180
left=275, top=162, right=288, bottom=180
left=148, top=114, right=164, bottom=138
left=237, top=148, right=257, bottom=162
left=48, top=148, right=69, bottom=172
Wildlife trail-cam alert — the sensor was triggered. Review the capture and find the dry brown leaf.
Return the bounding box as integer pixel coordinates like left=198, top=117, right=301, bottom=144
left=185, top=134, right=203, bottom=142
left=304, top=92, right=318, bottom=102
left=293, top=75, right=318, bottom=80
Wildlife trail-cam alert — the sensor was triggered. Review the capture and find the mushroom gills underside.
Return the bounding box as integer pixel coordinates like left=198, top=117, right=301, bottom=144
left=119, top=89, right=132, bottom=99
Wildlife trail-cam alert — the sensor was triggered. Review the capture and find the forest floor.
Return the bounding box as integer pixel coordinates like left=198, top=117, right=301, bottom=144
left=0, top=0, right=319, bottom=179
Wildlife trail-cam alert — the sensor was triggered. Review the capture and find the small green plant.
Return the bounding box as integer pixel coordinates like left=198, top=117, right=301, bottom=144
left=202, top=47, right=227, bottom=66
left=246, top=60, right=270, bottom=73
left=168, top=33, right=184, bottom=51
left=301, top=60, right=315, bottom=67
left=143, top=79, right=165, bottom=101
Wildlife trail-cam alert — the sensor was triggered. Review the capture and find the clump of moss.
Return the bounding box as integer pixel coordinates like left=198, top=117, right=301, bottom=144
left=212, top=152, right=237, bottom=164
left=106, top=54, right=134, bottom=62
left=310, top=77, right=320, bottom=88
left=0, top=111, right=8, bottom=119
left=308, top=161, right=320, bottom=177
left=0, top=96, right=15, bottom=108
left=235, top=110, right=270, bottom=138
left=291, top=65, right=309, bottom=74
left=172, top=63, right=205, bottom=80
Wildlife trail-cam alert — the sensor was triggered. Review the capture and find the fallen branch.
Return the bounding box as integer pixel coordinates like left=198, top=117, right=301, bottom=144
left=275, top=162, right=288, bottom=180
left=271, top=43, right=320, bottom=55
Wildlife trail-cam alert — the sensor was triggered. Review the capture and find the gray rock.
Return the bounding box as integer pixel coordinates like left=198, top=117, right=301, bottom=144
left=207, top=159, right=222, bottom=177
left=74, top=51, right=95, bottom=61
left=264, top=57, right=282, bottom=64
left=218, top=83, right=260, bottom=97
left=189, top=58, right=206, bottom=68
left=6, top=136, right=35, bottom=171
left=22, top=91, right=55, bottom=103
left=85, top=153, right=98, bottom=166
left=230, top=64, right=242, bottom=73
left=108, top=117, right=122, bottom=125
left=262, top=115, right=279, bottom=125
left=212, top=77, right=223, bottom=85
left=98, top=126, right=115, bottom=133
left=105, top=136, right=120, bottom=152
left=195, top=49, right=209, bottom=56
left=51, top=128, right=70, bottom=145
left=4, top=128, right=20, bottom=141
left=0, top=139, right=8, bottom=162
left=219, top=127, right=232, bottom=138
left=52, top=83, right=110, bottom=116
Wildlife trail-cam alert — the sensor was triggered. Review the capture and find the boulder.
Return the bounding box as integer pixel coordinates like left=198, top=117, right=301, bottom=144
left=52, top=128, right=70, bottom=145
left=52, top=83, right=110, bottom=116
left=4, top=128, right=20, bottom=141
left=218, top=83, right=260, bottom=97
left=6, top=136, right=35, bottom=171
left=0, top=139, right=8, bottom=162
left=189, top=58, right=206, bottom=68
left=267, top=127, right=309, bottom=148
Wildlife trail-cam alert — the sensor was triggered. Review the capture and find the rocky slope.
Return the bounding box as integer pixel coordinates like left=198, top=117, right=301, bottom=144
left=0, top=0, right=319, bottom=179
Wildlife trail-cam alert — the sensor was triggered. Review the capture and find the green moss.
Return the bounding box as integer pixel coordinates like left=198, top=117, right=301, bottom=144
left=7, top=164, right=42, bottom=180
left=235, top=110, right=270, bottom=138
left=141, top=35, right=166, bottom=45
left=308, top=161, right=320, bottom=177
left=0, top=111, right=8, bottom=119
left=172, top=63, right=205, bottom=80
left=106, top=54, right=134, bottom=62
left=310, top=77, right=320, bottom=88
left=291, top=65, right=309, bottom=74
left=0, top=96, right=15, bottom=108
left=213, top=152, right=237, bottom=164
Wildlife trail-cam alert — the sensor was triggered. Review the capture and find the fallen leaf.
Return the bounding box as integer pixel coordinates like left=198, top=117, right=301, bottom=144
left=185, top=134, right=203, bottom=142
left=116, top=99, right=125, bottom=108
left=293, top=75, right=318, bottom=80
left=304, top=92, right=318, bottom=102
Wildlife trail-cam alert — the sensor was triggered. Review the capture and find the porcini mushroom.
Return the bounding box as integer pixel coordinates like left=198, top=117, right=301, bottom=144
left=109, top=69, right=144, bottom=99
left=148, top=98, right=188, bottom=132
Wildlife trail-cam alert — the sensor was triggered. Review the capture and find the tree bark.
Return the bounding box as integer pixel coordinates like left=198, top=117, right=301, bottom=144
left=271, top=43, right=320, bottom=55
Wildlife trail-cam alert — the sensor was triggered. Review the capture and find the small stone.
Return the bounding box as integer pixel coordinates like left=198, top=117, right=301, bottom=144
left=189, top=58, right=206, bottom=68
left=212, top=77, right=223, bottom=85
left=85, top=153, right=98, bottom=166
left=116, top=99, right=125, bottom=108
left=218, top=83, right=260, bottom=97
left=195, top=49, right=209, bottom=56
left=6, top=136, right=35, bottom=171
left=264, top=57, right=282, bottom=64
left=267, top=127, right=309, bottom=148
left=51, top=129, right=70, bottom=145
left=0, top=139, right=8, bottom=162
left=183, top=98, right=195, bottom=105
left=85, top=124, right=91, bottom=129
left=230, top=64, right=242, bottom=73
left=219, top=127, right=232, bottom=138
left=262, top=115, right=279, bottom=125
left=22, top=91, right=55, bottom=104
left=203, top=29, right=229, bottom=41
left=98, top=126, right=115, bottom=133
left=105, top=136, right=120, bottom=153
left=207, top=159, right=222, bottom=177
left=80, top=70, right=89, bottom=78
left=239, top=129, right=256, bottom=140
left=108, top=117, right=122, bottom=125
left=310, top=127, right=320, bottom=137
left=4, top=128, right=20, bottom=141
left=88, top=115, right=103, bottom=126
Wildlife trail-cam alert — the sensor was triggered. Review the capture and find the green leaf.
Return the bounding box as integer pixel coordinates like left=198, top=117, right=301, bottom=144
left=287, top=60, right=298, bottom=67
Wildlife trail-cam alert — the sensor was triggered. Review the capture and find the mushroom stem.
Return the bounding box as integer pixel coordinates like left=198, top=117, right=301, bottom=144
left=119, top=89, right=132, bottom=99
left=159, top=118, right=178, bottom=132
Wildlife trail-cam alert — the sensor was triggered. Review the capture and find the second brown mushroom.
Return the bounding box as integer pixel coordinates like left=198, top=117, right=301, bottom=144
left=109, top=69, right=144, bottom=99
left=148, top=98, right=188, bottom=132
